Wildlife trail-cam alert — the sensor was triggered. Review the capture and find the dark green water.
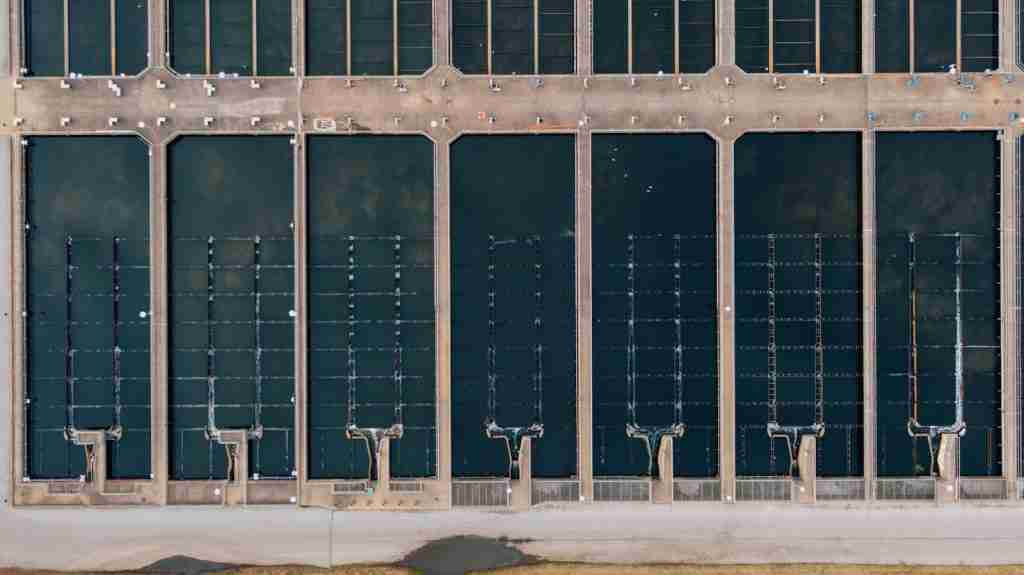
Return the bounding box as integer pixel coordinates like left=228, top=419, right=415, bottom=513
left=876, top=131, right=1000, bottom=477
left=170, top=0, right=292, bottom=76
left=876, top=0, right=997, bottom=72
left=453, top=0, right=575, bottom=74
left=594, top=0, right=716, bottom=73
left=168, top=136, right=295, bottom=480
left=26, top=0, right=148, bottom=76
left=735, top=133, right=862, bottom=478
left=592, top=134, right=719, bottom=478
left=25, top=136, right=151, bottom=480
left=451, top=135, right=577, bottom=478
left=736, top=0, right=859, bottom=72
left=305, top=0, right=432, bottom=75
left=307, top=136, right=436, bottom=480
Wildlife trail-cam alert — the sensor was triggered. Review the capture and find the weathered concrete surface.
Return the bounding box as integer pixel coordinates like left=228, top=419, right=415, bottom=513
left=0, top=137, right=9, bottom=506
left=5, top=505, right=1024, bottom=570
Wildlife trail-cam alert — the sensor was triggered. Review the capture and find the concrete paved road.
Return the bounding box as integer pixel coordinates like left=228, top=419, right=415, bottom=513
left=2, top=504, right=1024, bottom=570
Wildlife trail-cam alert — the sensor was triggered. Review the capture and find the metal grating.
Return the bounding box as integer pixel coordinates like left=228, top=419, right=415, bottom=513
left=333, top=481, right=369, bottom=494
left=531, top=480, right=580, bottom=504
left=390, top=481, right=425, bottom=493
left=735, top=478, right=792, bottom=501
left=816, top=478, right=867, bottom=501
left=673, top=479, right=722, bottom=502
left=452, top=480, right=510, bottom=507
left=959, top=478, right=1008, bottom=500
left=593, top=479, right=651, bottom=502
left=874, top=478, right=936, bottom=500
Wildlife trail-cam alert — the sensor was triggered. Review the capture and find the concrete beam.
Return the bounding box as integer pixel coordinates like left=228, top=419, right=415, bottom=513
left=0, top=136, right=9, bottom=506
left=577, top=0, right=591, bottom=75
left=719, top=0, right=736, bottom=65
left=293, top=0, right=304, bottom=76
left=150, top=140, right=168, bottom=504
left=861, top=129, right=877, bottom=500
left=576, top=127, right=593, bottom=503
left=294, top=132, right=308, bottom=500
left=434, top=0, right=450, bottom=67
left=150, top=0, right=166, bottom=69
left=434, top=133, right=452, bottom=501
left=718, top=137, right=736, bottom=502
left=10, top=135, right=22, bottom=495
left=1000, top=126, right=1019, bottom=498
left=999, top=0, right=1015, bottom=71
left=11, top=69, right=1023, bottom=139
left=861, top=0, right=874, bottom=72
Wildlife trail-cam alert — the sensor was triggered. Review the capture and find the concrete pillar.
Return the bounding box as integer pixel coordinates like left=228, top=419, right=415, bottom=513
left=794, top=436, right=816, bottom=503
left=434, top=0, right=451, bottom=67
left=69, top=431, right=108, bottom=495
left=378, top=437, right=392, bottom=494
left=861, top=129, right=877, bottom=500
left=861, top=0, right=874, bottom=72
left=935, top=434, right=959, bottom=503
left=719, top=0, right=736, bottom=65
left=215, top=430, right=249, bottom=505
left=576, top=128, right=594, bottom=503
left=577, top=0, right=592, bottom=74
left=718, top=138, right=736, bottom=502
left=1001, top=127, right=1019, bottom=499
left=652, top=436, right=674, bottom=504
left=0, top=137, right=10, bottom=506
left=150, top=141, right=169, bottom=505
left=150, top=0, right=167, bottom=69
left=294, top=134, right=308, bottom=502
left=435, top=137, right=452, bottom=502
left=510, top=437, right=532, bottom=509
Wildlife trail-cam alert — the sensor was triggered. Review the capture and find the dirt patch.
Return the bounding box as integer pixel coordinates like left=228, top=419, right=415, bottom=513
left=399, top=536, right=535, bottom=575
left=137, top=556, right=239, bottom=575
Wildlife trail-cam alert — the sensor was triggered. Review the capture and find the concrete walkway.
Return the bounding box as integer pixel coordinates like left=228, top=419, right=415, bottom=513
left=2, top=504, right=1024, bottom=570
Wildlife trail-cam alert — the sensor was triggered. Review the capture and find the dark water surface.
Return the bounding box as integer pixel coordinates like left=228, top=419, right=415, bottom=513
left=876, top=0, right=996, bottom=71
left=451, top=135, right=577, bottom=478
left=25, top=136, right=151, bottom=479
left=27, top=0, right=148, bottom=76
left=307, top=136, right=436, bottom=480
left=306, top=0, right=432, bottom=75
left=876, top=131, right=1000, bottom=477
left=735, top=133, right=862, bottom=477
left=736, top=0, right=859, bottom=72
left=168, top=136, right=295, bottom=480
left=170, top=0, right=292, bottom=76
left=453, top=0, right=575, bottom=74
left=594, top=0, right=716, bottom=73
left=591, top=133, right=719, bottom=478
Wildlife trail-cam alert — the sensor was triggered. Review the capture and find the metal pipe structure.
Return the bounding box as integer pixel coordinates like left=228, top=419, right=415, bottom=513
left=765, top=234, right=825, bottom=477
left=624, top=234, right=686, bottom=478
left=906, top=233, right=967, bottom=476
left=484, top=235, right=544, bottom=481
